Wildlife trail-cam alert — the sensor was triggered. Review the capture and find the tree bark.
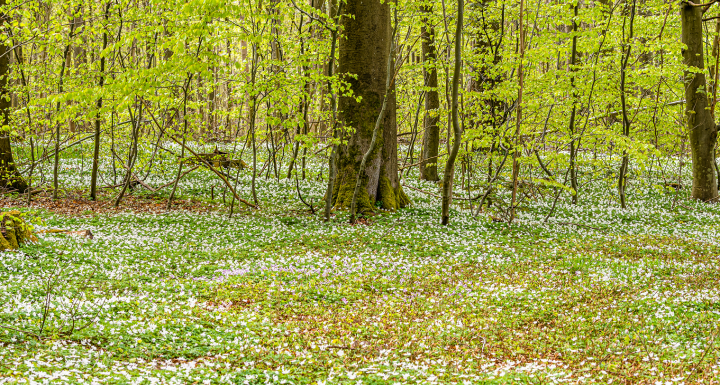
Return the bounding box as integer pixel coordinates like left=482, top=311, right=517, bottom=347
left=322, top=0, right=343, bottom=221
left=90, top=2, right=110, bottom=200
left=0, top=0, right=27, bottom=192
left=509, top=0, right=525, bottom=223
left=468, top=1, right=504, bottom=196
left=568, top=2, right=579, bottom=205
left=681, top=2, right=718, bottom=201
left=53, top=14, right=78, bottom=200
left=332, top=0, right=408, bottom=213
left=618, top=0, right=635, bottom=209
left=419, top=5, right=440, bottom=182
left=441, top=0, right=464, bottom=225
left=350, top=39, right=394, bottom=222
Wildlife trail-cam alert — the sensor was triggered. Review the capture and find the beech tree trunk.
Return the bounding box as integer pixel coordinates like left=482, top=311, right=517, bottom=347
left=419, top=5, right=440, bottom=182
left=0, top=0, right=27, bottom=192
left=681, top=2, right=718, bottom=201
left=332, top=0, right=408, bottom=213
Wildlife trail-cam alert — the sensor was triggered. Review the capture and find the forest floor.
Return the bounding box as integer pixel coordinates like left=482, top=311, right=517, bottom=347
left=1, top=155, right=720, bottom=384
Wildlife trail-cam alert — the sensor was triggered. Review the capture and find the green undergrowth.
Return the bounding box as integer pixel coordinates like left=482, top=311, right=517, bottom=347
left=1, top=160, right=720, bottom=384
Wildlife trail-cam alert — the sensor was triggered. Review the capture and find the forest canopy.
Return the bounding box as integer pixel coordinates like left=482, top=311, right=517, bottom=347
left=0, top=0, right=716, bottom=218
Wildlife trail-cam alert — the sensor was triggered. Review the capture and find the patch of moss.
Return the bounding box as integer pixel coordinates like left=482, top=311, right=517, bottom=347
left=0, top=210, right=36, bottom=251
left=377, top=176, right=411, bottom=211
left=396, top=184, right=410, bottom=208
left=0, top=233, right=10, bottom=250
left=378, top=176, right=398, bottom=210
left=3, top=219, right=19, bottom=249
left=332, top=165, right=375, bottom=215
left=331, top=165, right=411, bottom=215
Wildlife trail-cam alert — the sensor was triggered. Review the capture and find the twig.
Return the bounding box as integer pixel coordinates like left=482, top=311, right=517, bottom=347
left=704, top=195, right=720, bottom=203
left=18, top=133, right=97, bottom=173
left=402, top=184, right=478, bottom=201
left=313, top=143, right=332, bottom=156
left=295, top=174, right=315, bottom=214
left=684, top=326, right=719, bottom=383
left=685, top=0, right=716, bottom=7
left=399, top=152, right=447, bottom=171
left=588, top=99, right=684, bottom=122
left=101, top=183, right=125, bottom=189
left=0, top=324, right=41, bottom=340
left=403, top=184, right=441, bottom=198
left=152, top=166, right=200, bottom=191
left=326, top=345, right=357, bottom=350
left=110, top=149, right=155, bottom=192
left=132, top=176, right=156, bottom=193
left=678, top=203, right=694, bottom=211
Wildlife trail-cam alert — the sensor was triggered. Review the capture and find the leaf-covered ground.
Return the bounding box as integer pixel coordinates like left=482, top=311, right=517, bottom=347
left=1, top=152, right=720, bottom=384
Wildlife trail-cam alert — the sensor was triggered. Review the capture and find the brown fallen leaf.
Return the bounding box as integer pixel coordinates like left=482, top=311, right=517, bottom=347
left=0, top=187, right=225, bottom=217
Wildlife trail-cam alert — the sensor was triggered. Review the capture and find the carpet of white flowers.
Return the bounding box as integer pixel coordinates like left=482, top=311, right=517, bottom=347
left=1, top=147, right=720, bottom=384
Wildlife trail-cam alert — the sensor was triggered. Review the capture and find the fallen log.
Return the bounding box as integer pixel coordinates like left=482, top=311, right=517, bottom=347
left=37, top=229, right=94, bottom=239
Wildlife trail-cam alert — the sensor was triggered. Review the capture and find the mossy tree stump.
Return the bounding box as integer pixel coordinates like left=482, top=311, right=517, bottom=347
left=0, top=211, right=36, bottom=251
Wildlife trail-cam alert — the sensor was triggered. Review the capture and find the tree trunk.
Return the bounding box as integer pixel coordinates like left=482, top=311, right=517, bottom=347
left=441, top=0, right=464, bottom=225
left=67, top=6, right=84, bottom=133
left=419, top=5, right=440, bottom=182
left=681, top=2, right=718, bottom=201
left=509, top=0, right=525, bottom=223
left=332, top=0, right=409, bottom=213
left=90, top=2, right=110, bottom=200
left=568, top=2, right=579, bottom=204
left=618, top=0, right=635, bottom=209
left=322, top=0, right=343, bottom=221
left=350, top=39, right=394, bottom=222
left=53, top=18, right=77, bottom=200
left=0, top=0, right=27, bottom=192
left=469, top=0, right=504, bottom=203
left=287, top=12, right=308, bottom=179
